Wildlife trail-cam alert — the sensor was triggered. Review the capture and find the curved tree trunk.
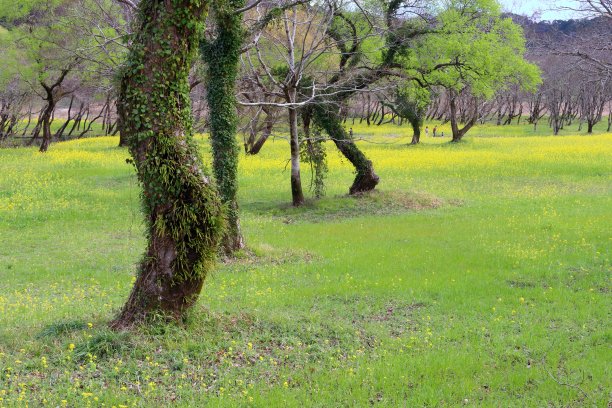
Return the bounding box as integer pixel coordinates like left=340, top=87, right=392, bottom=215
left=245, top=109, right=276, bottom=155
left=39, top=100, right=56, bottom=153
left=201, top=0, right=245, bottom=253
left=37, top=68, right=72, bottom=152
left=449, top=93, right=476, bottom=143
left=111, top=0, right=224, bottom=330
left=313, top=105, right=379, bottom=194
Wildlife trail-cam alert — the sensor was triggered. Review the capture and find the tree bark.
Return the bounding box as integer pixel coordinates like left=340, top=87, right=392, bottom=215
left=54, top=95, right=75, bottom=140
left=288, top=102, right=305, bottom=206
left=38, top=68, right=72, bottom=152
left=410, top=123, right=421, bottom=145
left=117, top=104, right=128, bottom=147
left=449, top=92, right=476, bottom=143
left=38, top=99, right=56, bottom=153
left=111, top=0, right=224, bottom=329
left=245, top=106, right=276, bottom=154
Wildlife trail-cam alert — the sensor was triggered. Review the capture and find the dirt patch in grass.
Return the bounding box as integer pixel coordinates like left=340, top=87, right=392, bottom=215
left=506, top=280, right=536, bottom=289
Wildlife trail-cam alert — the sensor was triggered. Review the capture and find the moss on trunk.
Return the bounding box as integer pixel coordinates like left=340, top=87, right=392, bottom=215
left=112, top=0, right=224, bottom=329
left=201, top=0, right=245, bottom=253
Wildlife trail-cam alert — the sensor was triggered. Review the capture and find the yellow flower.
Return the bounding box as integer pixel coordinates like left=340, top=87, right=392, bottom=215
left=68, top=343, right=75, bottom=351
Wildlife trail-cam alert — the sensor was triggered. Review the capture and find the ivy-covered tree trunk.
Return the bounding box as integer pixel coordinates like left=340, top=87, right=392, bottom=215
left=111, top=0, right=224, bottom=329
left=201, top=0, right=245, bottom=253
left=313, top=105, right=379, bottom=194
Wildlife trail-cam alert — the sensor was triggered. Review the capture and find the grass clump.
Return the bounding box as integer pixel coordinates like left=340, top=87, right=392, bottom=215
left=37, top=320, right=88, bottom=339
left=73, top=331, right=130, bottom=362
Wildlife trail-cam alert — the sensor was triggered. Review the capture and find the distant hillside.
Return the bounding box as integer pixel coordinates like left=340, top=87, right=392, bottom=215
left=504, top=13, right=612, bottom=48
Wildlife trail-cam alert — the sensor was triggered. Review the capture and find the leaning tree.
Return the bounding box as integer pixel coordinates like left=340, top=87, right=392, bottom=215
left=112, top=0, right=225, bottom=328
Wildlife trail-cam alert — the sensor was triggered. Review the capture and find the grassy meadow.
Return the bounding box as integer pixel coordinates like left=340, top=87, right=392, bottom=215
left=0, top=123, right=610, bottom=406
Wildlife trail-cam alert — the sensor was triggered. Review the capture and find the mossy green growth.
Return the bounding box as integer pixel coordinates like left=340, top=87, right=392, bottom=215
left=118, top=0, right=224, bottom=284
left=300, top=124, right=328, bottom=199
left=200, top=0, right=245, bottom=251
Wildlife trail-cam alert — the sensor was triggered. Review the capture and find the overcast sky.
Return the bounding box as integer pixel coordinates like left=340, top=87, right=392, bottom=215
left=497, top=0, right=584, bottom=20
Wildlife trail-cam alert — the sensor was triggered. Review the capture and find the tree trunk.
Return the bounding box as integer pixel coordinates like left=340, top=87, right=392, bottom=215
left=410, top=119, right=421, bottom=145
left=247, top=120, right=273, bottom=154
left=111, top=0, right=224, bottom=330
left=201, top=0, right=245, bottom=253
left=27, top=111, right=44, bottom=145
left=55, top=95, right=75, bottom=140
left=449, top=93, right=476, bottom=143
left=67, top=103, right=85, bottom=138
left=20, top=105, right=34, bottom=137
left=39, top=99, right=56, bottom=153
left=38, top=68, right=72, bottom=152
left=313, top=105, right=379, bottom=194
left=288, top=102, right=305, bottom=206
left=244, top=105, right=276, bottom=154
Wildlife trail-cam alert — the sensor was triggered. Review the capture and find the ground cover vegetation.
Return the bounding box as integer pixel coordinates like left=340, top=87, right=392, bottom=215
left=0, top=124, right=610, bottom=406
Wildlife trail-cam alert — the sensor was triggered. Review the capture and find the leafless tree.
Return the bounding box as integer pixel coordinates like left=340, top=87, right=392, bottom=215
left=239, top=2, right=337, bottom=205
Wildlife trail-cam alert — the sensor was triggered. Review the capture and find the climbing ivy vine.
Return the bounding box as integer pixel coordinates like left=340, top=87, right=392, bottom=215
left=113, top=0, right=225, bottom=327
left=200, top=0, right=245, bottom=253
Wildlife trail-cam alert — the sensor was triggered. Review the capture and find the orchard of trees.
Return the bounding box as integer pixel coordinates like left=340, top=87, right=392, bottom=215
left=1, top=0, right=610, bottom=327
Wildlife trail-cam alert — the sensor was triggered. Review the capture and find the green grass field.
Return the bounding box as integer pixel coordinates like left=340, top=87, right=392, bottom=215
left=0, top=124, right=610, bottom=407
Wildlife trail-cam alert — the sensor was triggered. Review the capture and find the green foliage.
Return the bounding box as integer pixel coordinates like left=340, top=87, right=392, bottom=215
left=300, top=126, right=328, bottom=199
left=0, top=28, right=31, bottom=89
left=387, top=83, right=431, bottom=136
left=0, top=0, right=63, bottom=21
left=200, top=0, right=245, bottom=248
left=404, top=0, right=541, bottom=97
left=1, top=0, right=127, bottom=115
